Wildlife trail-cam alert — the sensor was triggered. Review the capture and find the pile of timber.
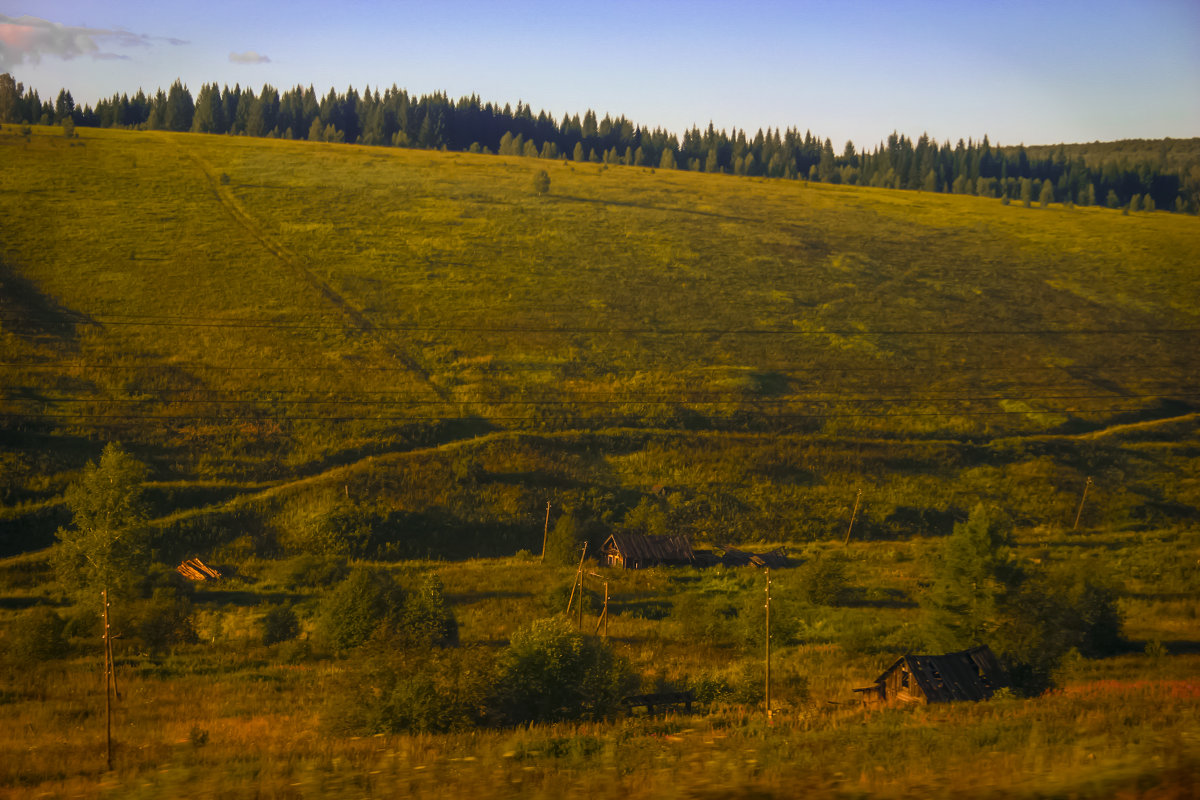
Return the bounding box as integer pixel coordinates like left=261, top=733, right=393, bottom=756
left=176, top=558, right=222, bottom=581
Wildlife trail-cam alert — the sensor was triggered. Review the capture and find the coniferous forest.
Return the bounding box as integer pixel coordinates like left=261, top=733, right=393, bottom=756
left=2, top=72, right=1198, bottom=213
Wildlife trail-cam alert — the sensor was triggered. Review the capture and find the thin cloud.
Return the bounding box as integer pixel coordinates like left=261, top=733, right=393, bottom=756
left=229, top=51, right=271, bottom=65
left=0, top=14, right=186, bottom=70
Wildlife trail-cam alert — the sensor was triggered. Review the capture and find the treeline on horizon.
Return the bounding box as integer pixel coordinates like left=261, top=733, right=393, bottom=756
left=3, top=72, right=1198, bottom=213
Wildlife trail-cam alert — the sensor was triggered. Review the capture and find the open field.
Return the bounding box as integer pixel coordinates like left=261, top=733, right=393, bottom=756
left=1, top=125, right=1199, bottom=797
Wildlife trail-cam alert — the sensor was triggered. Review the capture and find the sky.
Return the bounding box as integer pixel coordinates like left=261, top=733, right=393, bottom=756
left=1, top=0, right=1198, bottom=148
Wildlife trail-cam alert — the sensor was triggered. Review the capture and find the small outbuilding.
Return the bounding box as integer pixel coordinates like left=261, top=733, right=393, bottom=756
left=600, top=533, right=696, bottom=569
left=717, top=544, right=790, bottom=568
left=852, top=645, right=1007, bottom=707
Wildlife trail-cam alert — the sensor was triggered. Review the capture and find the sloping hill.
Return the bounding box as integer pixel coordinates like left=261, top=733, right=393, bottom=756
left=2, top=124, right=1198, bottom=554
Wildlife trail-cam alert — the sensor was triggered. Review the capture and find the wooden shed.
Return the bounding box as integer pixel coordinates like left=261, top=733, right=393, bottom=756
left=853, top=645, right=1007, bottom=706
left=600, top=533, right=695, bottom=569
left=718, top=544, right=790, bottom=568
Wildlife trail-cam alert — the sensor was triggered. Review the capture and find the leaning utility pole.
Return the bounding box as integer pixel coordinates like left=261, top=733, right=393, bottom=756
left=1073, top=477, right=1093, bottom=531
left=566, top=541, right=588, bottom=627
left=540, top=501, right=551, bottom=562
left=844, top=489, right=863, bottom=546
left=590, top=575, right=609, bottom=638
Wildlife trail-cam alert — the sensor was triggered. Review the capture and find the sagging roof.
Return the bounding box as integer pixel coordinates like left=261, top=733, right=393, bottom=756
left=718, top=545, right=790, bottom=568
left=859, top=645, right=1007, bottom=703
left=602, top=533, right=695, bottom=565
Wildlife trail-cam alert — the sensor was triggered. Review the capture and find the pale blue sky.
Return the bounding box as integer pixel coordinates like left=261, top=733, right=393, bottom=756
left=2, top=0, right=1197, bottom=147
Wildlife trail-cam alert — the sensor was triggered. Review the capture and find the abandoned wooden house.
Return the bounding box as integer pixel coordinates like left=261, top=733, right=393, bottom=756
left=717, top=544, right=790, bottom=568
left=852, top=645, right=1007, bottom=707
left=600, top=532, right=696, bottom=569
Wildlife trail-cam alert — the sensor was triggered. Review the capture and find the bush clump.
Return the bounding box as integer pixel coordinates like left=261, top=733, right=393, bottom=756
left=315, top=567, right=406, bottom=651
left=261, top=603, right=301, bottom=646
left=492, top=617, right=633, bottom=724
left=6, top=606, right=69, bottom=663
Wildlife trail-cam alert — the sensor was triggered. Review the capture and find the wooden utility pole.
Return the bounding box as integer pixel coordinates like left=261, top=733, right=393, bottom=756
left=844, top=489, right=862, bottom=546
left=540, top=502, right=551, bottom=562
left=102, top=588, right=113, bottom=771
left=1073, top=477, right=1093, bottom=531
left=591, top=576, right=609, bottom=637
left=764, top=568, right=772, bottom=724
left=566, top=541, right=588, bottom=626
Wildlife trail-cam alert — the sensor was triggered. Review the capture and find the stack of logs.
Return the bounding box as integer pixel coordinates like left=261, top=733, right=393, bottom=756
left=175, top=558, right=222, bottom=581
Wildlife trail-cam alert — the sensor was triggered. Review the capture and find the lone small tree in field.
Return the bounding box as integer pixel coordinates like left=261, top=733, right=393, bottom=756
left=1039, top=179, right=1055, bottom=208
left=54, top=444, right=151, bottom=598
left=532, top=169, right=550, bottom=196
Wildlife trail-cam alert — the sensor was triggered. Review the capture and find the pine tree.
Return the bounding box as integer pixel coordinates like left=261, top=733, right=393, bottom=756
left=164, top=80, right=193, bottom=132
left=54, top=89, right=74, bottom=122
left=0, top=73, right=21, bottom=123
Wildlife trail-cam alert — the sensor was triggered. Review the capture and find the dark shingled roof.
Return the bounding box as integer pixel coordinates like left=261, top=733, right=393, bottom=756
left=857, top=645, right=1008, bottom=704
left=602, top=533, right=695, bottom=566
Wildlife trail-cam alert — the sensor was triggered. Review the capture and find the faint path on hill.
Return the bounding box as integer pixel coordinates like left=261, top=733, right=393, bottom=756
left=1030, top=411, right=1199, bottom=442
left=163, top=136, right=445, bottom=398
left=998, top=410, right=1195, bottom=448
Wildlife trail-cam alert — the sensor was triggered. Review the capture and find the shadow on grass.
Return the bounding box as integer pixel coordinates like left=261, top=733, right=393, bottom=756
left=192, top=589, right=307, bottom=606
left=0, top=259, right=98, bottom=345
left=0, top=595, right=64, bottom=609
left=447, top=590, right=532, bottom=603
left=1127, top=638, right=1200, bottom=655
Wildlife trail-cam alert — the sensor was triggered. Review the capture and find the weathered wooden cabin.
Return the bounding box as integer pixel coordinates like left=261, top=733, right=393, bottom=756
left=600, top=533, right=695, bottom=569
left=718, top=544, right=790, bottom=568
left=852, top=645, right=1007, bottom=707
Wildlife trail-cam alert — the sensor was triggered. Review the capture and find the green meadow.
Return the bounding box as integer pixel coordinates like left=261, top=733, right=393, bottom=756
left=1, top=124, right=1198, bottom=797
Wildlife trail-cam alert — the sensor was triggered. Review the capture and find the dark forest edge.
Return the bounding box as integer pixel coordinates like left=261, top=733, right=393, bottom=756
left=2, top=72, right=1198, bottom=213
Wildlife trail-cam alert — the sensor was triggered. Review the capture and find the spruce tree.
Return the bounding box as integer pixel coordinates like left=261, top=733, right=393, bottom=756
left=164, top=80, right=194, bottom=132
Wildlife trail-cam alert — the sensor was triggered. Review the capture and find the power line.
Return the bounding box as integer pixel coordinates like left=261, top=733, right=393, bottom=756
left=3, top=313, right=1199, bottom=337
left=5, top=390, right=1198, bottom=406
left=0, top=405, right=1169, bottom=425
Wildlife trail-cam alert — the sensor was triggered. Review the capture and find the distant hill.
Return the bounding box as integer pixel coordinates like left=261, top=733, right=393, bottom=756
left=1012, top=138, right=1200, bottom=172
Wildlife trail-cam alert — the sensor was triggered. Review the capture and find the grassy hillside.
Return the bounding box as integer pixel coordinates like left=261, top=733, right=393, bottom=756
left=2, top=123, right=1198, bottom=556
left=1, top=125, right=1198, bottom=798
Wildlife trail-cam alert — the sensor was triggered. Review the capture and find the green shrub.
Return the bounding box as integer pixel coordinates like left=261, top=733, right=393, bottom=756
left=401, top=574, right=458, bottom=647
left=261, top=603, right=301, bottom=646
left=6, top=606, right=68, bottom=662
left=797, top=553, right=851, bottom=606
left=133, top=589, right=198, bottom=651
left=315, top=567, right=405, bottom=651
left=322, top=645, right=492, bottom=735
left=492, top=617, right=633, bottom=724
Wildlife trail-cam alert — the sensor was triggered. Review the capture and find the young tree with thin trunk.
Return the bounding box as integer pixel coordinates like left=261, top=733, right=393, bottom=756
left=54, top=444, right=151, bottom=598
